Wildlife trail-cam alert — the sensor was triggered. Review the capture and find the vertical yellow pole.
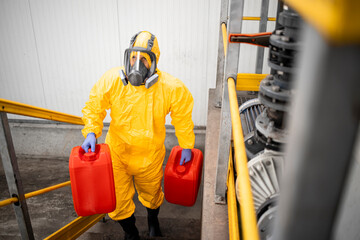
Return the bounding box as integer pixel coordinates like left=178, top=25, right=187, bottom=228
left=228, top=77, right=260, bottom=240
left=227, top=148, right=240, bottom=240
left=222, top=23, right=228, bottom=57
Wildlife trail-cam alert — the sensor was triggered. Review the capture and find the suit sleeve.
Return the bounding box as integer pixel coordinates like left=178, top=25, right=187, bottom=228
left=169, top=81, right=195, bottom=149
left=81, top=70, right=115, bottom=138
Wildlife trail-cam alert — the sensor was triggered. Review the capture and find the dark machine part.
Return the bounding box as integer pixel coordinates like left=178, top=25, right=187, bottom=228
left=229, top=32, right=272, bottom=48
left=259, top=7, right=302, bottom=145
left=235, top=149, right=284, bottom=217
left=239, top=5, right=302, bottom=155
left=239, top=98, right=264, bottom=136
left=239, top=99, right=266, bottom=159
left=258, top=206, right=277, bottom=240
left=238, top=4, right=302, bottom=240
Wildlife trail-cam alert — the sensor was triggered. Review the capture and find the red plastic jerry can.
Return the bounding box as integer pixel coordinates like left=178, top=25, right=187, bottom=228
left=164, top=146, right=204, bottom=207
left=69, top=143, right=116, bottom=216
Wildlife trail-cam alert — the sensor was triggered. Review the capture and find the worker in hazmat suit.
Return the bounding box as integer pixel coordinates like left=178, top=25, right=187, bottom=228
left=81, top=31, right=195, bottom=240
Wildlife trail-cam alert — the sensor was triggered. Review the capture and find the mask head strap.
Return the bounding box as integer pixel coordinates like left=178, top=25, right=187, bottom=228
left=129, top=31, right=141, bottom=47
left=146, top=34, right=155, bottom=51
left=129, top=31, right=155, bottom=51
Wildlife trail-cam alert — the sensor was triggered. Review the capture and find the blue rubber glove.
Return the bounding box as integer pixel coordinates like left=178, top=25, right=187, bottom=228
left=81, top=132, right=96, bottom=153
left=180, top=149, right=192, bottom=165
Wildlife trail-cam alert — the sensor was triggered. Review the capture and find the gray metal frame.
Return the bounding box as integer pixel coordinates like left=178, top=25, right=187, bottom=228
left=273, top=22, right=360, bottom=240
left=215, top=0, right=244, bottom=204
left=0, top=112, right=34, bottom=239
left=255, top=0, right=270, bottom=73
left=214, top=0, right=229, bottom=108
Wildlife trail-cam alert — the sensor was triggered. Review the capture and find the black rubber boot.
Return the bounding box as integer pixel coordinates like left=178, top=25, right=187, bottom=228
left=118, top=214, right=140, bottom=240
left=146, top=207, right=162, bottom=237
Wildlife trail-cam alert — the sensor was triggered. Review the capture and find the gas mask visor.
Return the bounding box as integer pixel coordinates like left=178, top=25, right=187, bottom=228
left=124, top=48, right=157, bottom=87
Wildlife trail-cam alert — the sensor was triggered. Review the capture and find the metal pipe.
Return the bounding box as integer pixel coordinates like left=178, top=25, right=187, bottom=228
left=227, top=147, right=240, bottom=240
left=26, top=181, right=71, bottom=198
left=243, top=16, right=276, bottom=21
left=275, top=0, right=284, bottom=30
left=0, top=98, right=83, bottom=125
left=0, top=197, right=18, bottom=207
left=221, top=23, right=228, bottom=57
left=228, top=77, right=260, bottom=240
left=0, top=181, right=71, bottom=208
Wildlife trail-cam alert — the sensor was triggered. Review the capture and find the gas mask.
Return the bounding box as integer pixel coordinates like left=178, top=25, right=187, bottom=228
left=127, top=51, right=149, bottom=86
left=121, top=32, right=159, bottom=89
left=121, top=48, right=158, bottom=89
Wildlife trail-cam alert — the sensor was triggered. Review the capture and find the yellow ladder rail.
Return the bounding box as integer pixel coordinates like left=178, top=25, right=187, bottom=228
left=44, top=214, right=105, bottom=240
left=228, top=77, right=260, bottom=240
left=227, top=147, right=240, bottom=240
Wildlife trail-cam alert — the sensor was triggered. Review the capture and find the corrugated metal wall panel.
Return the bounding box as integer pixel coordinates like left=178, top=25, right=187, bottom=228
left=29, top=0, right=120, bottom=122
left=0, top=0, right=276, bottom=126
left=238, top=20, right=260, bottom=74
left=0, top=0, right=45, bottom=107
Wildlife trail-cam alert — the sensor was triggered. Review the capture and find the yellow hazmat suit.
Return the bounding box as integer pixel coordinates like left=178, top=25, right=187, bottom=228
left=81, top=32, right=195, bottom=220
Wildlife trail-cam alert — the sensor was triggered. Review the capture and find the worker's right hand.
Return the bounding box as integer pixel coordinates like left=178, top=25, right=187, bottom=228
left=81, top=132, right=96, bottom=153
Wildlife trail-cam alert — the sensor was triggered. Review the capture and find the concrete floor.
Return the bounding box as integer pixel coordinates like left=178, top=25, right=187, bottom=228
left=0, top=121, right=206, bottom=240
left=0, top=156, right=203, bottom=240
left=200, top=90, right=228, bottom=240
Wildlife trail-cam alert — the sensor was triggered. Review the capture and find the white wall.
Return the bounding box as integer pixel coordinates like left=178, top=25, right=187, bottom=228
left=0, top=0, right=277, bottom=126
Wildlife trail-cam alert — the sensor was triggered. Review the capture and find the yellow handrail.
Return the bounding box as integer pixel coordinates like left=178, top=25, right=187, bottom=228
left=0, top=181, right=71, bottom=208
left=0, top=197, right=17, bottom=208
left=227, top=147, right=240, bottom=240
left=222, top=23, right=228, bottom=57
left=243, top=16, right=276, bottom=21
left=0, top=98, right=83, bottom=125
left=228, top=77, right=260, bottom=240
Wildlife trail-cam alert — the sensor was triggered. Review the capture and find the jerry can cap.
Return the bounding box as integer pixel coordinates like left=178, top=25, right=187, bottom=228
left=83, top=152, right=97, bottom=161
left=176, top=165, right=186, bottom=174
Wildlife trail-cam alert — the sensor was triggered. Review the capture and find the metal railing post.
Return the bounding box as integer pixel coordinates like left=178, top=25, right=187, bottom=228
left=0, top=112, right=34, bottom=240
left=215, top=0, right=244, bottom=204
left=255, top=0, right=270, bottom=73
left=214, top=0, right=230, bottom=108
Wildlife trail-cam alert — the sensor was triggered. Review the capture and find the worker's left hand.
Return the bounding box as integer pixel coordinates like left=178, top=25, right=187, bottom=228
left=180, top=149, right=192, bottom=165
left=81, top=132, right=96, bottom=153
